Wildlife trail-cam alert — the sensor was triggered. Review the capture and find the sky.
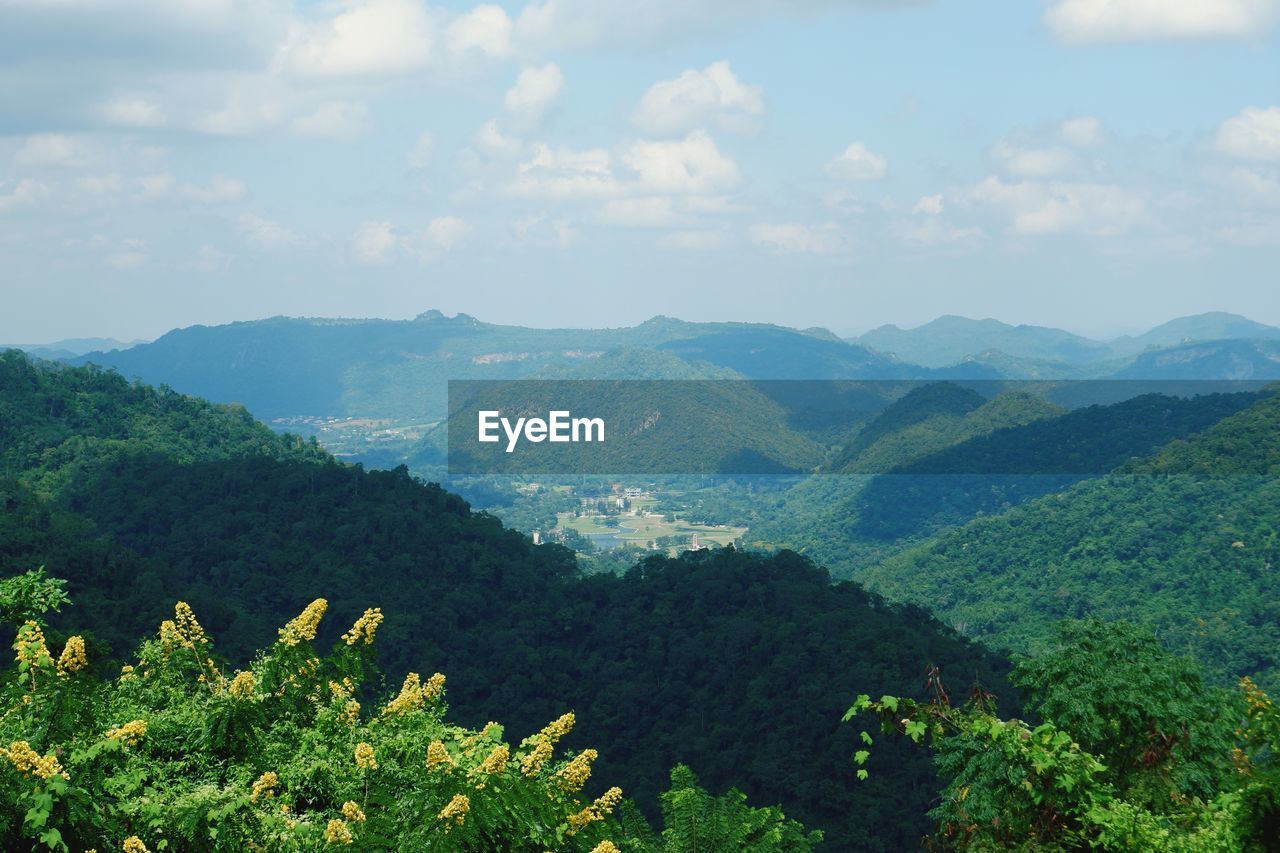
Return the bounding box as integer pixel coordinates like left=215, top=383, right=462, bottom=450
left=1, top=0, right=1278, bottom=343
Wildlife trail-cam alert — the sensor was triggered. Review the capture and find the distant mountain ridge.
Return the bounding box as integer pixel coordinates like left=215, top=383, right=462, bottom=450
left=58, top=310, right=1280, bottom=435
left=852, top=311, right=1280, bottom=369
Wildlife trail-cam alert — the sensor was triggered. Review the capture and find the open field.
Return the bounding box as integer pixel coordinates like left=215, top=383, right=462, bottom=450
left=557, top=511, right=746, bottom=547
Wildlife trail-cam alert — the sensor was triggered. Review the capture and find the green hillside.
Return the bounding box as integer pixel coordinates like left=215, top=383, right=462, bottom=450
left=858, top=392, right=1280, bottom=689
left=0, top=353, right=1013, bottom=850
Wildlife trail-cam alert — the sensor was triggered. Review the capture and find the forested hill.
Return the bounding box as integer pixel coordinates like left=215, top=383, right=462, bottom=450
left=0, top=352, right=1013, bottom=850
left=859, top=388, right=1280, bottom=689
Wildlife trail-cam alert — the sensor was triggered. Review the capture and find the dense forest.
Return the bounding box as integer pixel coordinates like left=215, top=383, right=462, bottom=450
left=0, top=353, right=1013, bottom=850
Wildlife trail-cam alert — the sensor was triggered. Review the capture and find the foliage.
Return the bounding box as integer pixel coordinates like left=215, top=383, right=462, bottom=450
left=846, top=621, right=1280, bottom=850
left=0, top=580, right=823, bottom=851
left=0, top=354, right=1015, bottom=850
left=656, top=765, right=821, bottom=851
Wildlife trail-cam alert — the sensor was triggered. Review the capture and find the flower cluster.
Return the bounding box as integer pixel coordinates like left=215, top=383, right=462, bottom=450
left=438, top=793, right=470, bottom=829
left=173, top=602, right=207, bottom=647
left=521, top=711, right=576, bottom=776
left=342, top=608, right=383, bottom=646
left=340, top=699, right=361, bottom=727
left=423, top=672, right=446, bottom=702
left=279, top=598, right=327, bottom=646
left=250, top=771, right=278, bottom=803
left=229, top=670, right=256, bottom=700
left=382, top=672, right=425, bottom=717
left=477, top=744, right=510, bottom=775
left=354, top=742, right=377, bottom=770
left=105, top=719, right=148, bottom=747
left=567, top=787, right=623, bottom=833
left=555, top=749, right=598, bottom=792
left=57, top=635, right=88, bottom=674
left=426, top=739, right=453, bottom=769
left=324, top=818, right=353, bottom=845
left=123, top=837, right=149, bottom=853
left=14, top=621, right=51, bottom=671
left=590, top=842, right=621, bottom=853
left=341, top=801, right=366, bottom=822
left=3, top=740, right=69, bottom=780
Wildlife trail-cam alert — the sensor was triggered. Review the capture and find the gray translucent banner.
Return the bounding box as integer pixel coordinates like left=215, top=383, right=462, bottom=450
left=445, top=379, right=1274, bottom=476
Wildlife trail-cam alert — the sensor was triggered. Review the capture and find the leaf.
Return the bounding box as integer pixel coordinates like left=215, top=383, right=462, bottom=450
left=880, top=695, right=899, bottom=713
left=860, top=730, right=873, bottom=746
left=854, top=750, right=869, bottom=765
left=856, top=769, right=869, bottom=781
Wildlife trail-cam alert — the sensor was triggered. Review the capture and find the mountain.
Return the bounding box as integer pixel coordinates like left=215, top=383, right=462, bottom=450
left=0, top=351, right=1014, bottom=850
left=853, top=315, right=1110, bottom=367
left=73, top=313, right=909, bottom=424
left=1110, top=312, right=1280, bottom=356
left=857, top=389, right=1280, bottom=689
left=2, top=336, right=144, bottom=360
left=1110, top=338, right=1280, bottom=380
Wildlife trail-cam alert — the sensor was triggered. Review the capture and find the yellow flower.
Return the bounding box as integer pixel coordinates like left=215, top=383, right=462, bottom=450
left=354, top=742, right=377, bottom=770
left=2, top=741, right=69, bottom=780
left=342, top=801, right=366, bottom=822
left=229, top=671, right=256, bottom=700
left=438, top=793, right=469, bottom=828
left=119, top=664, right=137, bottom=681
left=422, top=672, right=446, bottom=702
left=382, top=672, right=424, bottom=717
left=477, top=744, right=510, bottom=775
left=122, top=837, right=149, bottom=853
left=521, top=712, right=576, bottom=776
left=279, top=598, right=327, bottom=646
left=555, top=749, right=598, bottom=792
left=251, top=771, right=278, bottom=803
left=105, top=720, right=148, bottom=747
left=57, top=635, right=88, bottom=674
left=340, top=699, right=361, bottom=727
left=590, top=842, right=621, bottom=853
left=173, top=601, right=207, bottom=647
left=324, top=818, right=353, bottom=845
left=342, top=608, right=383, bottom=646
left=426, top=739, right=453, bottom=770
left=14, top=621, right=51, bottom=671
left=158, top=619, right=181, bottom=652
left=567, top=787, right=623, bottom=833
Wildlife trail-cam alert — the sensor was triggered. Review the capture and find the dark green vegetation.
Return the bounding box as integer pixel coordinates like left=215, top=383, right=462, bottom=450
left=0, top=353, right=1012, bottom=850
left=852, top=620, right=1280, bottom=849
left=0, top=569, right=823, bottom=852
left=859, top=391, right=1280, bottom=689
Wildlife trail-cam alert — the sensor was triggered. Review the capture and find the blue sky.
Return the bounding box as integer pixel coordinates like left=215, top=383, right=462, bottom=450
left=1, top=0, right=1278, bottom=342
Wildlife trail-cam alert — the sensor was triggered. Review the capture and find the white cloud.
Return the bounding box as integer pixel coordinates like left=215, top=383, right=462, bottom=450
left=98, top=95, right=166, bottom=128
left=14, top=134, right=99, bottom=169
left=104, top=250, right=150, bottom=270
left=180, top=175, right=247, bottom=204
left=912, top=193, right=944, bottom=215
left=826, top=141, right=888, bottom=181
left=749, top=222, right=845, bottom=254
left=1061, top=116, right=1103, bottom=147
left=277, top=0, right=437, bottom=77
left=446, top=4, right=512, bottom=59
left=597, top=196, right=690, bottom=228
left=352, top=216, right=469, bottom=264
left=188, top=244, right=232, bottom=273
left=354, top=220, right=399, bottom=263
left=990, top=140, right=1075, bottom=178
left=1217, top=216, right=1280, bottom=246
left=657, top=228, right=730, bottom=250
left=623, top=131, right=740, bottom=195
left=1045, top=0, right=1280, bottom=42
left=408, top=131, right=435, bottom=169
left=1215, top=106, right=1280, bottom=162
left=239, top=213, right=299, bottom=248
left=509, top=213, right=577, bottom=248
left=291, top=101, right=373, bottom=140
left=503, top=62, right=565, bottom=129
left=0, top=179, right=49, bottom=214
left=1219, top=166, right=1280, bottom=206
left=631, top=60, right=764, bottom=136
left=890, top=216, right=982, bottom=246
left=964, top=176, right=1151, bottom=236
left=508, top=143, right=620, bottom=199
